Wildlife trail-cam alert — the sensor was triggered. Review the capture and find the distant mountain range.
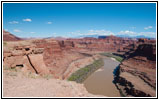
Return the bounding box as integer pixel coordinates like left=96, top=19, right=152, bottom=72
left=116, top=35, right=155, bottom=39
left=77, top=34, right=155, bottom=39
left=77, top=35, right=100, bottom=38
left=3, top=29, right=155, bottom=41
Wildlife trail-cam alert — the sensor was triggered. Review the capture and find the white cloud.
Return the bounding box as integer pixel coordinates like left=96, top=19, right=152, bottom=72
left=144, top=26, right=153, bottom=30
left=23, top=18, right=32, bottom=22
left=87, top=30, right=114, bottom=36
left=9, top=21, right=19, bottom=24
left=138, top=32, right=156, bottom=38
left=118, top=30, right=136, bottom=36
left=47, top=22, right=52, bottom=24
left=30, top=32, right=35, bottom=33
left=118, top=30, right=156, bottom=38
left=13, top=29, right=21, bottom=32
left=70, top=30, right=114, bottom=36
left=69, top=29, right=156, bottom=38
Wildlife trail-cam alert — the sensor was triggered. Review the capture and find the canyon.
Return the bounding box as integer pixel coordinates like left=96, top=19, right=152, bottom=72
left=3, top=30, right=156, bottom=97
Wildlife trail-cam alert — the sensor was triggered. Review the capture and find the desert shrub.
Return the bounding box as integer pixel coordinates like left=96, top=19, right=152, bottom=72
left=68, top=59, right=104, bottom=83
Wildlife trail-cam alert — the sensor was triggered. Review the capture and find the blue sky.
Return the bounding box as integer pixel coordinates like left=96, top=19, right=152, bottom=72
left=3, top=3, right=156, bottom=38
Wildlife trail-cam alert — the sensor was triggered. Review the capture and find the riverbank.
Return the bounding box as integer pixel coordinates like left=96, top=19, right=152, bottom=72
left=100, top=52, right=123, bottom=62
left=68, top=58, right=104, bottom=83
left=68, top=53, right=123, bottom=96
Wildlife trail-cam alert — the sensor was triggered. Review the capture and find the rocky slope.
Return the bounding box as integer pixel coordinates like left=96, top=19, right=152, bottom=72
left=114, top=39, right=156, bottom=97
left=3, top=30, right=21, bottom=41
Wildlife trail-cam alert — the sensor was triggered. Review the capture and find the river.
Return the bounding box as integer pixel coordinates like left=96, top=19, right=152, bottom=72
left=83, top=57, right=121, bottom=97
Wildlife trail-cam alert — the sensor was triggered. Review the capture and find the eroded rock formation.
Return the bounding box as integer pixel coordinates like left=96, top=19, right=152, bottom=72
left=3, top=43, right=49, bottom=75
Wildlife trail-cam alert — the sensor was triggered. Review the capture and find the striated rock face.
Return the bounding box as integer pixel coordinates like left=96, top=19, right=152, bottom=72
left=43, top=45, right=86, bottom=79
left=114, top=40, right=156, bottom=97
left=58, top=40, right=75, bottom=50
left=24, top=39, right=91, bottom=79
left=134, top=43, right=156, bottom=61
left=3, top=30, right=21, bottom=41
left=65, top=36, right=136, bottom=53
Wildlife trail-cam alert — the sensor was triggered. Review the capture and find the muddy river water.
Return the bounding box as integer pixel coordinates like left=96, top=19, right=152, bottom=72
left=83, top=57, right=121, bottom=97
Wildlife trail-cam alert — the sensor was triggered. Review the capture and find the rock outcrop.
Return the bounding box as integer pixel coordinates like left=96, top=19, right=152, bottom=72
left=114, top=39, right=156, bottom=97
left=3, top=41, right=49, bottom=75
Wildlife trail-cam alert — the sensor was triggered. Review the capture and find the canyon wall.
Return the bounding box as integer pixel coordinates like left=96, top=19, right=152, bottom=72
left=114, top=39, right=156, bottom=97
left=61, top=36, right=136, bottom=53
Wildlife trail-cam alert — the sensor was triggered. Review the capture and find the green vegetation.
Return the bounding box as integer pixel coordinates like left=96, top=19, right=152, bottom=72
left=100, top=53, right=123, bottom=62
left=68, top=59, right=104, bottom=83
left=3, top=42, right=7, bottom=46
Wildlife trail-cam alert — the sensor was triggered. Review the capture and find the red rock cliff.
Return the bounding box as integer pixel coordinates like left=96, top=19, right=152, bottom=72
left=114, top=39, right=156, bottom=97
